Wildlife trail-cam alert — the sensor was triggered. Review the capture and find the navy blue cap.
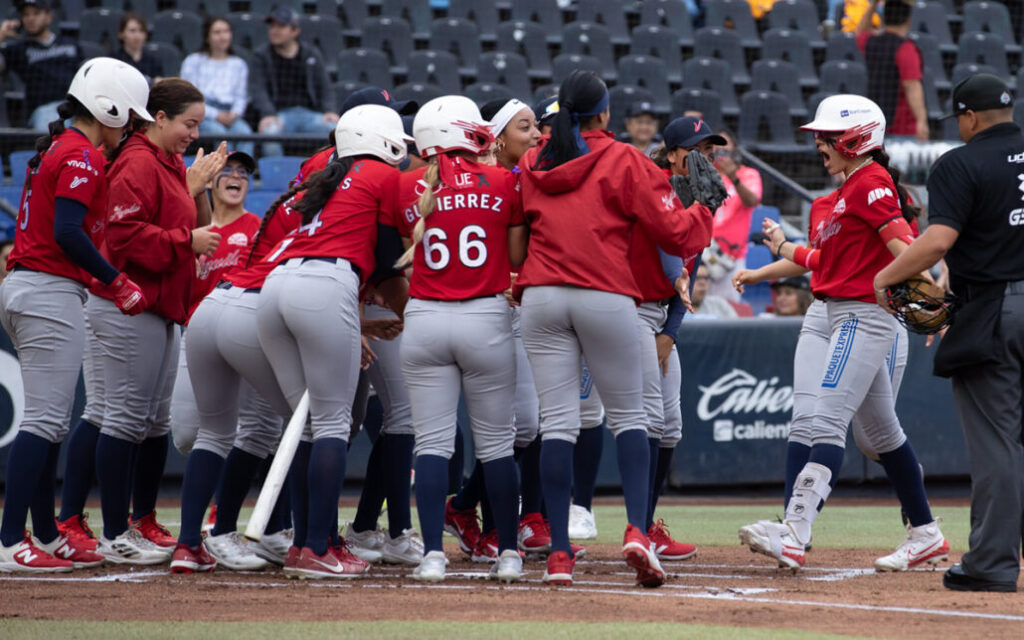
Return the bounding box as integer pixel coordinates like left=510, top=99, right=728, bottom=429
left=533, top=96, right=559, bottom=126
left=771, top=275, right=810, bottom=291
left=225, top=150, right=256, bottom=175
left=340, top=86, right=418, bottom=116
left=662, top=116, right=727, bottom=150
left=265, top=4, right=299, bottom=26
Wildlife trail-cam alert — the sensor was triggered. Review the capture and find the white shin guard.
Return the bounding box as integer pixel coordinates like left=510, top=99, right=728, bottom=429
left=785, top=462, right=833, bottom=544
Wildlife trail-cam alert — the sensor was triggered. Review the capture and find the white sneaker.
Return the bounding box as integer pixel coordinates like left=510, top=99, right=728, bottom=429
left=875, top=521, right=950, bottom=572
left=203, top=531, right=269, bottom=571
left=344, top=523, right=385, bottom=563
left=0, top=535, right=73, bottom=573
left=411, top=550, right=447, bottom=582
left=381, top=528, right=424, bottom=565
left=568, top=504, right=597, bottom=540
left=97, top=529, right=172, bottom=565
left=253, top=529, right=292, bottom=566
left=489, top=549, right=523, bottom=583
left=738, top=520, right=806, bottom=571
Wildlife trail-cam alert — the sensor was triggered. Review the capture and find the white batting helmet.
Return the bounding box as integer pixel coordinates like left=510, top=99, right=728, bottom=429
left=413, top=95, right=494, bottom=158
left=68, top=57, right=153, bottom=128
left=800, top=94, right=886, bottom=159
left=334, top=104, right=413, bottom=165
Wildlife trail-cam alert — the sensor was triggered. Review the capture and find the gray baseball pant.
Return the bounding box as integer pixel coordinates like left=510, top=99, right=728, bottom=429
left=579, top=359, right=605, bottom=429
left=81, top=299, right=106, bottom=428
left=637, top=302, right=683, bottom=448
left=364, top=303, right=413, bottom=436
left=510, top=307, right=540, bottom=447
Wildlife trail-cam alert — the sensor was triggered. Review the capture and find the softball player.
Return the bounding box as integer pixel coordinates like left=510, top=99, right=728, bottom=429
left=87, top=78, right=225, bottom=565
left=0, top=58, right=150, bottom=573
left=739, top=96, right=948, bottom=571
left=255, top=104, right=411, bottom=580
left=390, top=95, right=525, bottom=583
left=516, top=70, right=714, bottom=587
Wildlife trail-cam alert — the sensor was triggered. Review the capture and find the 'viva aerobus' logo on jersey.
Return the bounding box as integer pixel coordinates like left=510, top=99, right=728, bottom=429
left=697, top=369, right=793, bottom=443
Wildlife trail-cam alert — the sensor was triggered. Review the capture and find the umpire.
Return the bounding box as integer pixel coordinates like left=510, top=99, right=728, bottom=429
left=874, top=73, right=1022, bottom=592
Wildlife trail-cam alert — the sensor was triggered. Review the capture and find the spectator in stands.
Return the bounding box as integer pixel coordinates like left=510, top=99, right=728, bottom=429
left=620, top=101, right=661, bottom=156
left=113, top=13, right=163, bottom=83
left=856, top=0, right=928, bottom=142
left=767, top=275, right=812, bottom=317
left=691, top=264, right=738, bottom=319
left=250, top=4, right=337, bottom=157
left=181, top=16, right=253, bottom=156
left=746, top=0, right=777, bottom=23
left=710, top=129, right=762, bottom=303
left=0, top=0, right=81, bottom=130
left=838, top=0, right=880, bottom=32
left=0, top=237, right=13, bottom=282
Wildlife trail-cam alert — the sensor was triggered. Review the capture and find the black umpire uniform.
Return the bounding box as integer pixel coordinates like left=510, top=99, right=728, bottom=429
left=927, top=74, right=1024, bottom=593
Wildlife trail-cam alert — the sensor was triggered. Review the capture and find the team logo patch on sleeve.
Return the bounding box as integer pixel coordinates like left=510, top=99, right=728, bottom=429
left=867, top=187, right=893, bottom=206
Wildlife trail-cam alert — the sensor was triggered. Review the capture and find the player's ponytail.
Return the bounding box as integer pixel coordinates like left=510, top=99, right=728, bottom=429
left=870, top=148, right=921, bottom=222
left=534, top=70, right=609, bottom=171
left=293, top=156, right=356, bottom=225
left=25, top=98, right=88, bottom=189
left=393, top=158, right=441, bottom=269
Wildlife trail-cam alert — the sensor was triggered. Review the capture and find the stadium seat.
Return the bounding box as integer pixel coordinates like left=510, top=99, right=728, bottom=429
left=824, top=31, right=864, bottom=63
left=510, top=0, right=565, bottom=45
left=8, top=151, right=35, bottom=187
left=750, top=60, right=807, bottom=118
left=761, top=29, right=819, bottom=89
left=703, top=0, right=762, bottom=50
left=629, top=24, right=683, bottom=84
left=920, top=73, right=948, bottom=121
left=910, top=1, right=957, bottom=54
left=671, top=88, right=725, bottom=129
left=229, top=13, right=265, bottom=52
left=381, top=0, right=432, bottom=41
left=682, top=57, right=740, bottom=117
left=363, top=17, right=413, bottom=76
left=740, top=278, right=773, bottom=314
left=575, top=0, right=632, bottom=46
left=737, top=91, right=811, bottom=153
left=298, top=15, right=343, bottom=74
left=476, top=52, right=532, bottom=101
left=393, top=82, right=445, bottom=105
left=767, top=0, right=826, bottom=50
left=962, top=1, right=1021, bottom=54
left=694, top=27, right=750, bottom=86
left=951, top=62, right=1000, bottom=88
left=532, top=84, right=558, bottom=102
left=100, top=0, right=156, bottom=18
left=496, top=21, right=552, bottom=82
left=750, top=205, right=781, bottom=237
left=818, top=60, right=868, bottom=96
left=152, top=11, right=203, bottom=54
left=79, top=41, right=107, bottom=61
left=258, top=156, right=305, bottom=192
left=563, top=23, right=617, bottom=83
left=429, top=18, right=481, bottom=77
left=244, top=190, right=281, bottom=218
left=335, top=0, right=369, bottom=39
left=78, top=8, right=123, bottom=50
left=941, top=98, right=959, bottom=140
left=806, top=91, right=834, bottom=118
left=608, top=85, right=655, bottom=134
left=637, top=0, right=695, bottom=48
left=551, top=54, right=604, bottom=86
left=407, top=51, right=461, bottom=94
left=447, top=0, right=499, bottom=44
left=334, top=81, right=368, bottom=109
left=175, top=0, right=230, bottom=15
left=616, top=56, right=671, bottom=113
left=956, top=31, right=1011, bottom=81
left=145, top=42, right=183, bottom=76
left=464, top=83, right=514, bottom=106
left=908, top=32, right=950, bottom=91
left=336, top=49, right=392, bottom=88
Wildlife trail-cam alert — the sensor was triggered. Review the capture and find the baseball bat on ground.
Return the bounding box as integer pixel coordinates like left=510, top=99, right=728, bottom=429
left=244, top=390, right=310, bottom=542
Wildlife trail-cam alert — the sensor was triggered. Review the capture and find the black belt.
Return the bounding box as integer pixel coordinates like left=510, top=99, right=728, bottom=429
left=216, top=281, right=261, bottom=294
left=299, top=256, right=361, bottom=279
left=11, top=264, right=37, bottom=273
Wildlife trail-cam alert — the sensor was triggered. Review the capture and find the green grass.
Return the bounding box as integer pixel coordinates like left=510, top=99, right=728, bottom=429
left=0, top=621, right=876, bottom=640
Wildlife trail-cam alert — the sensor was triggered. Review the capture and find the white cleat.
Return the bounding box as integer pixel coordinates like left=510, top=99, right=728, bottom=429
left=344, top=523, right=385, bottom=563
left=489, top=549, right=524, bottom=583
left=568, top=504, right=598, bottom=540
left=203, top=531, right=268, bottom=571
left=97, top=529, right=172, bottom=565
left=738, top=520, right=806, bottom=571
left=381, top=528, right=424, bottom=565
left=252, top=529, right=292, bottom=566
left=875, top=521, right=950, bottom=572
left=411, top=550, right=447, bottom=582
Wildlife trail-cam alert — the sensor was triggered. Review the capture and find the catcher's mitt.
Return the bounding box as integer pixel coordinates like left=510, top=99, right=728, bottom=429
left=685, top=149, right=729, bottom=212
left=886, top=276, right=958, bottom=334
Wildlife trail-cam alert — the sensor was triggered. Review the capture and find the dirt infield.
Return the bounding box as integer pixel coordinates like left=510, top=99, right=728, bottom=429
left=1, top=544, right=1020, bottom=638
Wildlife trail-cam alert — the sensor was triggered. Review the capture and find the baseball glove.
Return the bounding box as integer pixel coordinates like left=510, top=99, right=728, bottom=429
left=688, top=149, right=729, bottom=212
left=886, top=276, right=958, bottom=334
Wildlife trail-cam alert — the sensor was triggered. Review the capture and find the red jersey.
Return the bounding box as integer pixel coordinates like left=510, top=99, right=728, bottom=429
left=391, top=166, right=429, bottom=237
left=814, top=162, right=904, bottom=302
left=271, top=158, right=400, bottom=282
left=94, top=131, right=197, bottom=324
left=225, top=196, right=303, bottom=290
left=7, top=128, right=107, bottom=284
left=397, top=161, right=523, bottom=301
left=291, top=147, right=335, bottom=188
left=187, top=212, right=261, bottom=319
left=516, top=130, right=713, bottom=302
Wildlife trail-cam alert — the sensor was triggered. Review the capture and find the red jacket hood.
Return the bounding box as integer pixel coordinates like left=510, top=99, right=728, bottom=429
left=107, top=131, right=187, bottom=182
left=519, top=130, right=618, bottom=195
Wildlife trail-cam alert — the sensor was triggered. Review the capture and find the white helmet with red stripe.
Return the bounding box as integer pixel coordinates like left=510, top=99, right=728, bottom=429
left=68, top=57, right=153, bottom=128
left=335, top=104, right=414, bottom=165
left=413, top=96, right=494, bottom=158
left=799, top=94, right=886, bottom=159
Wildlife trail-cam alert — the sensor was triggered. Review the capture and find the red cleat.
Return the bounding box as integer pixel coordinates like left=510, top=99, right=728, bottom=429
left=0, top=532, right=73, bottom=573
left=55, top=513, right=98, bottom=552
left=444, top=496, right=481, bottom=555
left=169, top=543, right=216, bottom=574
left=623, top=524, right=666, bottom=588
left=542, top=550, right=575, bottom=586
left=131, top=511, right=177, bottom=548
left=517, top=513, right=552, bottom=553
left=648, top=519, right=697, bottom=561
left=471, top=528, right=498, bottom=563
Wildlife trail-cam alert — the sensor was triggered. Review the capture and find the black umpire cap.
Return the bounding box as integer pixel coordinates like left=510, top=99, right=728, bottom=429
left=941, top=73, right=1014, bottom=119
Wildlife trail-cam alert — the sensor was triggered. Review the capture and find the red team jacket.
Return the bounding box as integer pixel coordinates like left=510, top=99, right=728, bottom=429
left=6, top=128, right=108, bottom=284
left=515, top=130, right=714, bottom=302
left=94, top=131, right=198, bottom=324
left=187, top=212, right=262, bottom=319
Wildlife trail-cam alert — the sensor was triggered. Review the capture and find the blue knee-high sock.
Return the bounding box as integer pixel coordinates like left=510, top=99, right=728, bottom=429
left=515, top=437, right=543, bottom=516
left=0, top=432, right=53, bottom=546
left=807, top=443, right=846, bottom=488
left=179, top=450, right=226, bottom=548
left=352, top=435, right=385, bottom=533
left=414, top=454, right=449, bottom=552
left=480, top=479, right=495, bottom=534
left=289, top=441, right=312, bottom=549
left=306, top=438, right=347, bottom=556
left=58, top=418, right=100, bottom=522
left=266, top=467, right=291, bottom=534
left=615, top=430, right=651, bottom=531
left=131, top=434, right=168, bottom=520
left=482, top=456, right=520, bottom=553
left=212, top=447, right=263, bottom=536
left=30, top=442, right=61, bottom=544
left=384, top=433, right=414, bottom=537
left=448, top=427, right=465, bottom=494
left=784, top=442, right=812, bottom=509
left=541, top=439, right=574, bottom=555
left=645, top=438, right=659, bottom=530
left=451, top=459, right=484, bottom=511
left=651, top=445, right=675, bottom=519
left=96, top=434, right=137, bottom=540
left=572, top=427, right=603, bottom=510
left=878, top=441, right=933, bottom=527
